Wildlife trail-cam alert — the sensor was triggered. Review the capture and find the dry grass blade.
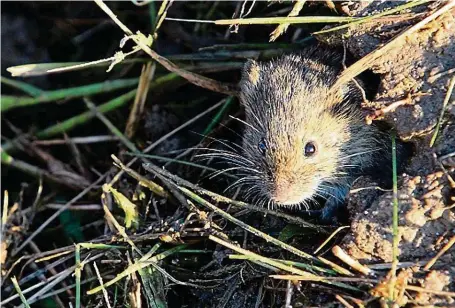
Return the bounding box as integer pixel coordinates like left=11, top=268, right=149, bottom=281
left=94, top=0, right=237, bottom=96
left=405, top=285, right=455, bottom=297
left=103, top=184, right=139, bottom=229
left=85, top=98, right=139, bottom=153
left=93, top=262, right=112, bottom=308
left=215, top=16, right=358, bottom=25
left=430, top=75, right=455, bottom=147
left=330, top=0, right=455, bottom=98
left=101, top=189, right=141, bottom=253
left=6, top=48, right=139, bottom=76
left=33, top=135, right=119, bottom=146
left=270, top=0, right=306, bottom=42
left=2, top=190, right=8, bottom=228
left=229, top=255, right=336, bottom=275
left=24, top=254, right=104, bottom=306
left=335, top=294, right=354, bottom=308
left=125, top=63, right=155, bottom=139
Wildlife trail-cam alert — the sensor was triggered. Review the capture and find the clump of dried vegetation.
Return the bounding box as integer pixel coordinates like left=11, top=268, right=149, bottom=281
left=1, top=1, right=454, bottom=307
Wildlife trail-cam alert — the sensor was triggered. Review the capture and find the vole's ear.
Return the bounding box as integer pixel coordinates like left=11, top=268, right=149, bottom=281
left=241, top=59, right=261, bottom=86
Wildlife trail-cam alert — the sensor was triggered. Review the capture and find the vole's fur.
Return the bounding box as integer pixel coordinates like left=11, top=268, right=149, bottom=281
left=237, top=45, right=389, bottom=218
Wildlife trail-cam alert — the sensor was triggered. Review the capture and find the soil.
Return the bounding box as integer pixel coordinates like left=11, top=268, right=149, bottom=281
left=319, top=1, right=455, bottom=305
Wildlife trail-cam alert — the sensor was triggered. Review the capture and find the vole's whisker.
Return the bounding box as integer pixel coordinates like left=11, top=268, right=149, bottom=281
left=337, top=164, right=360, bottom=169
left=315, top=188, right=341, bottom=203
left=243, top=185, right=259, bottom=198
left=195, top=153, right=254, bottom=166
left=247, top=110, right=265, bottom=131
left=224, top=176, right=261, bottom=193
left=339, top=148, right=380, bottom=160
left=230, top=115, right=260, bottom=133
left=195, top=157, right=250, bottom=169
left=195, top=149, right=254, bottom=164
left=209, top=166, right=262, bottom=179
left=266, top=198, right=272, bottom=210
left=215, top=122, right=246, bottom=141
left=200, top=134, right=244, bottom=152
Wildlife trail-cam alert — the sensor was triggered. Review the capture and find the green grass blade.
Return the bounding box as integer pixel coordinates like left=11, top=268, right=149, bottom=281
left=11, top=276, right=31, bottom=308
left=1, top=78, right=139, bottom=112
left=75, top=244, right=81, bottom=308
left=36, top=89, right=137, bottom=139
left=1, top=76, right=43, bottom=96
left=389, top=132, right=399, bottom=301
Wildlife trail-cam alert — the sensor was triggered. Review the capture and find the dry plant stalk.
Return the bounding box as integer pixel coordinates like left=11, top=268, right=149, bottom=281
left=423, top=235, right=455, bottom=270
left=332, top=245, right=373, bottom=276
left=335, top=294, right=354, bottom=308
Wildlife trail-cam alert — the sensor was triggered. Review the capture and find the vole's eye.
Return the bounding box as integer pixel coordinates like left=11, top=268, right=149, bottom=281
left=258, top=138, right=267, bottom=155
left=304, top=142, right=317, bottom=157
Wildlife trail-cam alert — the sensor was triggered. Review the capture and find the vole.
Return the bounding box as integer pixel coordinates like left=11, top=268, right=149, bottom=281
left=231, top=44, right=398, bottom=220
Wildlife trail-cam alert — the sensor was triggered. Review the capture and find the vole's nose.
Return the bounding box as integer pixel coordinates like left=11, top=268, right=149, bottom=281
left=271, top=181, right=302, bottom=205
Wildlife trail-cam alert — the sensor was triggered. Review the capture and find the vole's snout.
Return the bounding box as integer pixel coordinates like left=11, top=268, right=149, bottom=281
left=270, top=179, right=311, bottom=206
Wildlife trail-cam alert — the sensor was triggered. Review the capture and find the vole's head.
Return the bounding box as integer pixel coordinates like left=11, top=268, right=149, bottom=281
left=238, top=54, right=359, bottom=207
